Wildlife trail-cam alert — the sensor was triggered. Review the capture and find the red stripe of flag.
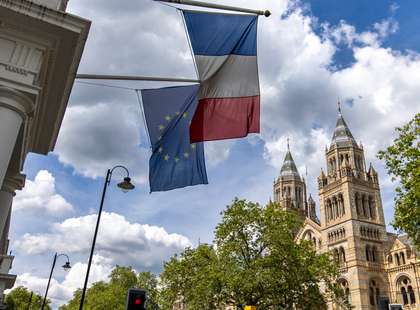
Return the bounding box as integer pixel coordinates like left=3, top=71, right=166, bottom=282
left=189, top=96, right=260, bottom=143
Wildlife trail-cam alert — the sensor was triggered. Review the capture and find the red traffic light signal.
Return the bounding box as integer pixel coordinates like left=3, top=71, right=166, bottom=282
left=126, top=288, right=146, bottom=310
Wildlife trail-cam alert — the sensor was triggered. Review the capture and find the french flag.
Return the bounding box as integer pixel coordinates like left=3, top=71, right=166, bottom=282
left=183, top=11, right=260, bottom=142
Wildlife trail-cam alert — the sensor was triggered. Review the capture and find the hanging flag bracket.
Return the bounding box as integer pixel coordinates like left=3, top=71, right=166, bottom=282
left=155, top=0, right=271, bottom=17
left=76, top=74, right=200, bottom=83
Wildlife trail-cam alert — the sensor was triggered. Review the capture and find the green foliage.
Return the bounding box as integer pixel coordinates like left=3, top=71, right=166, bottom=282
left=160, top=199, right=349, bottom=309
left=59, top=266, right=159, bottom=310
left=378, top=113, right=420, bottom=247
left=4, top=286, right=50, bottom=310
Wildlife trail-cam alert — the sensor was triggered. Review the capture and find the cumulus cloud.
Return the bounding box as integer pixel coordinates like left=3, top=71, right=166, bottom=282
left=12, top=255, right=113, bottom=307
left=13, top=170, right=73, bottom=216
left=14, top=212, right=192, bottom=272
left=55, top=101, right=150, bottom=183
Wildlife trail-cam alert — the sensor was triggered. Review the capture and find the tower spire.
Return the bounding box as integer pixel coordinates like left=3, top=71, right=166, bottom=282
left=337, top=99, right=342, bottom=116
left=287, top=136, right=290, bottom=151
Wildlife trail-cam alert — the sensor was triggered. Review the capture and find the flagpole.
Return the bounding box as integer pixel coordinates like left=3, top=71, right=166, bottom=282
left=155, top=0, right=271, bottom=17
left=76, top=74, right=200, bottom=83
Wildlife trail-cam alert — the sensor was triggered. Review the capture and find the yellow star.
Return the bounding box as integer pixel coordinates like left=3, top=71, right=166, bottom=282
left=164, top=154, right=170, bottom=161
left=158, top=147, right=163, bottom=153
left=165, top=115, right=172, bottom=122
left=158, top=125, right=165, bottom=131
left=183, top=112, right=188, bottom=118
left=191, top=144, right=196, bottom=150
left=183, top=152, right=190, bottom=159
left=175, top=156, right=180, bottom=163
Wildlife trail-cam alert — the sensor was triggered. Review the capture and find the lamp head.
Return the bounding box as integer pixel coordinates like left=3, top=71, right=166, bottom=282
left=117, top=177, right=135, bottom=193
left=62, top=262, right=71, bottom=272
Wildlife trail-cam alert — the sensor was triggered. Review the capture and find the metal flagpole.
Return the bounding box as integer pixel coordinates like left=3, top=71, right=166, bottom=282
left=154, top=0, right=271, bottom=17
left=76, top=74, right=200, bottom=83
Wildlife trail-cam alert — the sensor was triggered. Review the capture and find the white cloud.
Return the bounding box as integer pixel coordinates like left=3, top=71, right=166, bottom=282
left=13, top=171, right=73, bottom=216
left=55, top=102, right=150, bottom=183
left=14, top=212, right=192, bottom=272
left=11, top=255, right=113, bottom=308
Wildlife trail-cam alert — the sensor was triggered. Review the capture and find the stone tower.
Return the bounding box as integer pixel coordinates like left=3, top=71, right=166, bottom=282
left=273, top=141, right=307, bottom=218
left=317, top=104, right=388, bottom=309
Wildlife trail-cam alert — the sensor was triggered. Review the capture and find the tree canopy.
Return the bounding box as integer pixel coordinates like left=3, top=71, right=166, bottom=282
left=4, top=286, right=50, bottom=310
left=59, top=199, right=349, bottom=309
left=160, top=199, right=348, bottom=309
left=378, top=113, right=420, bottom=247
left=59, top=267, right=159, bottom=310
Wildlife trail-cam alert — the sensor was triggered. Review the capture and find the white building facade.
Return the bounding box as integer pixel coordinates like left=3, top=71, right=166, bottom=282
left=0, top=0, right=90, bottom=306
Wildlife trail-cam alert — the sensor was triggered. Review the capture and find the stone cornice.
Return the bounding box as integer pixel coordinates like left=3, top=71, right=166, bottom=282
left=1, top=173, right=25, bottom=194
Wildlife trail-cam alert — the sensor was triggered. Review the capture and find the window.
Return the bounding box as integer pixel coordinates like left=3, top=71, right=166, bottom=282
left=395, top=253, right=401, bottom=265
left=366, top=245, right=371, bottom=261
left=388, top=255, right=393, bottom=264
left=398, top=277, right=415, bottom=305
left=369, top=280, right=380, bottom=306
left=408, top=286, right=416, bottom=304
left=338, top=279, right=350, bottom=305
left=339, top=247, right=346, bottom=265
left=401, top=287, right=409, bottom=305
left=371, top=246, right=377, bottom=262
left=400, top=252, right=406, bottom=265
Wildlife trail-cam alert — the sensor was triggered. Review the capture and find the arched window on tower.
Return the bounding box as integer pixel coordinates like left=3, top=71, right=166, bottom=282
left=338, top=279, right=350, bottom=305
left=339, top=247, right=346, bottom=265
left=369, top=280, right=380, bottom=306
left=401, top=287, right=409, bottom=305
left=366, top=245, right=371, bottom=261
left=371, top=246, right=377, bottom=262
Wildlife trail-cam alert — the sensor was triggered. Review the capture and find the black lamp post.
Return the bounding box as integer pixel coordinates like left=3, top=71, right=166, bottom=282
left=78, top=165, right=135, bottom=310
left=41, top=253, right=71, bottom=310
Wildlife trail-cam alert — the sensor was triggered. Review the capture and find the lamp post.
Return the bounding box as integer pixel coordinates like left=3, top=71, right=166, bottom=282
left=41, top=253, right=72, bottom=310
left=78, top=165, right=135, bottom=310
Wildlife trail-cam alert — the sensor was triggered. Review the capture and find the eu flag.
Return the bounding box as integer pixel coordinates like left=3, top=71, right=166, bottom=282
left=141, top=85, right=208, bottom=192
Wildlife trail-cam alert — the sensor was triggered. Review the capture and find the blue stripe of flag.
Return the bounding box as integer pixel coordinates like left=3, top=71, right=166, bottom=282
left=183, top=11, right=258, bottom=56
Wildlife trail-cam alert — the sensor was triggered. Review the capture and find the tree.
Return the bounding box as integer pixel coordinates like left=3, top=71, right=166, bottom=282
left=137, top=272, right=159, bottom=310
left=378, top=113, right=420, bottom=247
left=4, top=286, right=50, bottom=310
left=60, top=266, right=159, bottom=310
left=160, top=199, right=349, bottom=309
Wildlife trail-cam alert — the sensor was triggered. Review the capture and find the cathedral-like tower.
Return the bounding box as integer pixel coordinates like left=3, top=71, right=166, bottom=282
left=273, top=142, right=318, bottom=221
left=318, top=105, right=388, bottom=309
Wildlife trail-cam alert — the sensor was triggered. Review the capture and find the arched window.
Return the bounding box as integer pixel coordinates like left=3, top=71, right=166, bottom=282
left=366, top=245, right=371, bottom=261
left=408, top=286, right=416, bottom=304
left=339, top=247, right=346, bottom=265
left=400, top=252, right=406, bottom=265
left=338, top=279, right=350, bottom=304
left=333, top=248, right=339, bottom=264
left=398, top=277, right=414, bottom=305
left=369, top=280, right=379, bottom=306
left=372, top=246, right=377, bottom=262
left=395, top=253, right=401, bottom=265
left=401, top=287, right=409, bottom=305
left=388, top=255, right=393, bottom=264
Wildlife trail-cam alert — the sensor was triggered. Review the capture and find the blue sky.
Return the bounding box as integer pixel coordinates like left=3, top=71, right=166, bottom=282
left=8, top=0, right=420, bottom=307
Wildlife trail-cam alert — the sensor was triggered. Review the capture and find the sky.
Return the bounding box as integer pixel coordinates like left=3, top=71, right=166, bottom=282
left=7, top=0, right=420, bottom=308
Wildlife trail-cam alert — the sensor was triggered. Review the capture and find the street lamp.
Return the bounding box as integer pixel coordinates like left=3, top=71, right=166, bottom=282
left=79, top=165, right=135, bottom=310
left=41, top=253, right=71, bottom=310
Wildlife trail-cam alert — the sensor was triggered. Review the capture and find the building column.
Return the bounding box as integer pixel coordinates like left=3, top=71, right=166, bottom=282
left=0, top=174, right=25, bottom=307
left=0, top=86, right=33, bottom=187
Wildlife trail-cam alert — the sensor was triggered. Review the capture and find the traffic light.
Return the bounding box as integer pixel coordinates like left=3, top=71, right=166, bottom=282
left=126, top=288, right=147, bottom=310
